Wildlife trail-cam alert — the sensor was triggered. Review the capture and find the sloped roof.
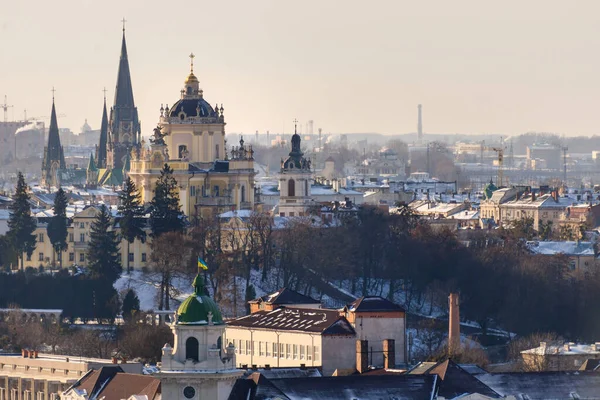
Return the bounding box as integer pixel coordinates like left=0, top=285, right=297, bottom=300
left=526, top=241, right=595, bottom=257
left=580, top=358, right=600, bottom=371
left=249, top=287, right=320, bottom=305
left=239, top=374, right=439, bottom=400
left=425, top=359, right=500, bottom=398
left=477, top=371, right=600, bottom=399
left=66, top=366, right=161, bottom=400
left=227, top=307, right=355, bottom=335
left=345, top=296, right=405, bottom=313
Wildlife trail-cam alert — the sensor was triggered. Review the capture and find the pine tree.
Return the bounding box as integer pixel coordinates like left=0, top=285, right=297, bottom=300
left=8, top=172, right=37, bottom=270
left=87, top=205, right=121, bottom=282
left=118, top=177, right=146, bottom=272
left=122, top=288, right=140, bottom=321
left=47, top=188, right=69, bottom=269
left=149, top=164, right=185, bottom=238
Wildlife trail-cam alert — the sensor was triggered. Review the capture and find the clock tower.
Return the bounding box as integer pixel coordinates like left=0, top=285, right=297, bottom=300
left=154, top=272, right=243, bottom=400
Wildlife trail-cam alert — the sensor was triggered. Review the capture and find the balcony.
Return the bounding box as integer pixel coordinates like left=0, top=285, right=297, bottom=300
left=73, top=241, right=88, bottom=250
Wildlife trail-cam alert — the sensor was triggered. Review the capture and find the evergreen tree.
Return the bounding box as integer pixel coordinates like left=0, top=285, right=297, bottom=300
left=87, top=205, right=121, bottom=282
left=149, top=164, right=185, bottom=238
left=118, top=177, right=146, bottom=272
left=47, top=188, right=69, bottom=269
left=122, top=288, right=140, bottom=321
left=8, top=172, right=37, bottom=270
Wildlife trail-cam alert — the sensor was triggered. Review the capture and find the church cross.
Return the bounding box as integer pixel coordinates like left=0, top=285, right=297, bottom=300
left=51, top=87, right=56, bottom=101
left=102, top=87, right=107, bottom=101
left=122, top=18, right=127, bottom=32
left=293, top=118, right=298, bottom=134
left=189, top=53, right=195, bottom=73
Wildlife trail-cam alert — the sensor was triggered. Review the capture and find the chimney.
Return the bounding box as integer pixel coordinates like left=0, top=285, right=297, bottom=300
left=383, top=339, right=395, bottom=369
left=264, top=364, right=271, bottom=370
left=448, top=293, right=460, bottom=354
left=552, top=190, right=559, bottom=203
left=300, top=364, right=306, bottom=370
left=356, top=340, right=368, bottom=374
left=564, top=343, right=571, bottom=352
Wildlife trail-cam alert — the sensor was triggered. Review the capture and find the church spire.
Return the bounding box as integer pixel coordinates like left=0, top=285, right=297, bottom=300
left=42, top=94, right=66, bottom=187
left=114, top=28, right=135, bottom=108
left=97, top=90, right=108, bottom=168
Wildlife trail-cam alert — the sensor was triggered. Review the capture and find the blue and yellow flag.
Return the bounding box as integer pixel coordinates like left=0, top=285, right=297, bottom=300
left=197, top=257, right=209, bottom=270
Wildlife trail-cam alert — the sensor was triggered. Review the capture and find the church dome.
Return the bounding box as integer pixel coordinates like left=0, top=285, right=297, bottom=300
left=168, top=98, right=215, bottom=119
left=176, top=274, right=223, bottom=325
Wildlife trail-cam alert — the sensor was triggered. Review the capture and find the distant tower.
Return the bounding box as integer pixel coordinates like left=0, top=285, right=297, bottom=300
left=106, top=24, right=141, bottom=171
left=41, top=93, right=66, bottom=188
left=417, top=104, right=423, bottom=143
left=96, top=90, right=109, bottom=169
left=279, top=120, right=312, bottom=217
left=86, top=153, right=98, bottom=188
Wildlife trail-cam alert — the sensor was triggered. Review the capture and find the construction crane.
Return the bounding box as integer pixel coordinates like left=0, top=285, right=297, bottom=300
left=483, top=139, right=506, bottom=187
left=1, top=95, right=13, bottom=123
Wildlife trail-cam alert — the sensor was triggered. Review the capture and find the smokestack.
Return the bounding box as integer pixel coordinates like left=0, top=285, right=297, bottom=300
left=356, top=340, right=368, bottom=374
left=383, top=339, right=395, bottom=369
left=417, top=104, right=423, bottom=143
left=448, top=293, right=460, bottom=355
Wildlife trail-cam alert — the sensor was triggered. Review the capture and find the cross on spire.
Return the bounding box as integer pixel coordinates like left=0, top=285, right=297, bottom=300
left=189, top=52, right=195, bottom=73
left=51, top=87, right=56, bottom=102
left=293, top=118, right=298, bottom=134
left=102, top=87, right=107, bottom=101
left=121, top=18, right=127, bottom=32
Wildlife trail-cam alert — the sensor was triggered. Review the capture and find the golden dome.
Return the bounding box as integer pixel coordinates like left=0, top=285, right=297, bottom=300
left=185, top=72, right=199, bottom=84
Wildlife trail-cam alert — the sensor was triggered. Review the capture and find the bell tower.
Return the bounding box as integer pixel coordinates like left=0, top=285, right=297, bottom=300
left=278, top=120, right=312, bottom=217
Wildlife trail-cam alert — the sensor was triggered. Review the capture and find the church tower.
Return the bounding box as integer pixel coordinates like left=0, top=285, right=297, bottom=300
left=106, top=25, right=140, bottom=170
left=96, top=92, right=109, bottom=169
left=41, top=94, right=66, bottom=188
left=86, top=153, right=98, bottom=188
left=278, top=122, right=312, bottom=217
left=156, top=272, right=242, bottom=400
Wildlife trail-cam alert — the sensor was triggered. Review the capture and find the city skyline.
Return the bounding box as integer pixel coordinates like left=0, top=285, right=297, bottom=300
left=2, top=0, right=600, bottom=137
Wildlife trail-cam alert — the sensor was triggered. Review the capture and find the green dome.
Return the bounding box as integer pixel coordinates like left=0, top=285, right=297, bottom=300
left=176, top=274, right=223, bottom=325
left=484, top=179, right=498, bottom=200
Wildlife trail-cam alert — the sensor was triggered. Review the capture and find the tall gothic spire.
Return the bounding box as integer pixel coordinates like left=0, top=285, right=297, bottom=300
left=114, top=30, right=135, bottom=108
left=42, top=96, right=66, bottom=187
left=97, top=92, right=108, bottom=168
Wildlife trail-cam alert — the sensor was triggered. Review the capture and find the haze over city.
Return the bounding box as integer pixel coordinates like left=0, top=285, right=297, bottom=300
left=2, top=0, right=600, bottom=136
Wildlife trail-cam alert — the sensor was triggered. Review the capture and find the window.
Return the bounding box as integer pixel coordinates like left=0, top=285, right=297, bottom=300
left=79, top=222, right=84, bottom=229
left=252, top=341, right=256, bottom=356
left=128, top=253, right=134, bottom=262
left=79, top=253, right=85, bottom=262
left=288, top=179, right=296, bottom=197
left=190, top=185, right=196, bottom=197
left=259, top=342, right=264, bottom=356
left=69, top=233, right=74, bottom=242
left=38, top=253, right=44, bottom=262
left=300, top=345, right=305, bottom=360
left=241, top=186, right=246, bottom=203
left=305, top=180, right=308, bottom=196
left=185, top=337, right=199, bottom=362
left=26, top=254, right=31, bottom=261
left=286, top=344, right=291, bottom=359
left=273, top=343, right=278, bottom=358
left=178, top=145, right=188, bottom=159
left=79, top=233, right=85, bottom=243
left=246, top=340, right=251, bottom=355
left=293, top=344, right=298, bottom=360
left=314, top=346, right=320, bottom=361
left=214, top=185, right=220, bottom=197
left=266, top=342, right=271, bottom=357
left=215, top=144, right=220, bottom=159
left=279, top=343, right=284, bottom=358
left=142, top=253, right=147, bottom=262
left=38, top=233, right=44, bottom=242
left=280, top=212, right=285, bottom=217
left=69, top=253, right=74, bottom=262
left=289, top=212, right=295, bottom=217
left=307, top=345, right=312, bottom=361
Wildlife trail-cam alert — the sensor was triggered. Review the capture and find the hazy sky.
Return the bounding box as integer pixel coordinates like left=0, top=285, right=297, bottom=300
left=1, top=1, right=599, bottom=137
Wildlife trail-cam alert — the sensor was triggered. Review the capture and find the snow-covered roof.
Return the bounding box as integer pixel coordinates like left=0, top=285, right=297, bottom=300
left=522, top=342, right=600, bottom=355
left=527, top=241, right=595, bottom=256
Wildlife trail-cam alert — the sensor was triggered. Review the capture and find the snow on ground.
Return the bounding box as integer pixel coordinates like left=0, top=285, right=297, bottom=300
left=114, top=271, right=196, bottom=311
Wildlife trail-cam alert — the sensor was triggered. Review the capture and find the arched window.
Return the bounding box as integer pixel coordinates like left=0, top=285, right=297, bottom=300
left=215, top=144, right=220, bottom=159
left=178, top=145, right=188, bottom=159
left=305, top=180, right=308, bottom=197
left=186, top=337, right=199, bottom=361
left=241, top=185, right=246, bottom=203
left=288, top=179, right=296, bottom=197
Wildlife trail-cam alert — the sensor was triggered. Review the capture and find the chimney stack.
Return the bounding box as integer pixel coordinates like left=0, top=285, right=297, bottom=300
left=448, top=293, right=460, bottom=354
left=383, top=339, right=395, bottom=369
left=356, top=340, right=368, bottom=374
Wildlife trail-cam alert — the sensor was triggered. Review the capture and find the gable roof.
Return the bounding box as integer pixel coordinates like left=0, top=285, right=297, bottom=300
left=66, top=366, right=160, bottom=400
left=227, top=307, right=355, bottom=335
left=249, top=287, right=320, bottom=306
left=345, top=296, right=405, bottom=313
left=425, top=359, right=500, bottom=398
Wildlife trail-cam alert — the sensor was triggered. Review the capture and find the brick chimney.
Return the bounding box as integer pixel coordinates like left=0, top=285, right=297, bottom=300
left=383, top=339, right=395, bottom=369
left=448, top=293, right=460, bottom=354
left=356, top=340, right=368, bottom=374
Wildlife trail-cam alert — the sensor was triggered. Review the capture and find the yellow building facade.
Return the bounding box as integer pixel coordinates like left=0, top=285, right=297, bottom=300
left=128, top=58, right=256, bottom=219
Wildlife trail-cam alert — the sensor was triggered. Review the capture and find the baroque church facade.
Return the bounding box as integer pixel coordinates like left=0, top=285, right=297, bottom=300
left=128, top=55, right=257, bottom=217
